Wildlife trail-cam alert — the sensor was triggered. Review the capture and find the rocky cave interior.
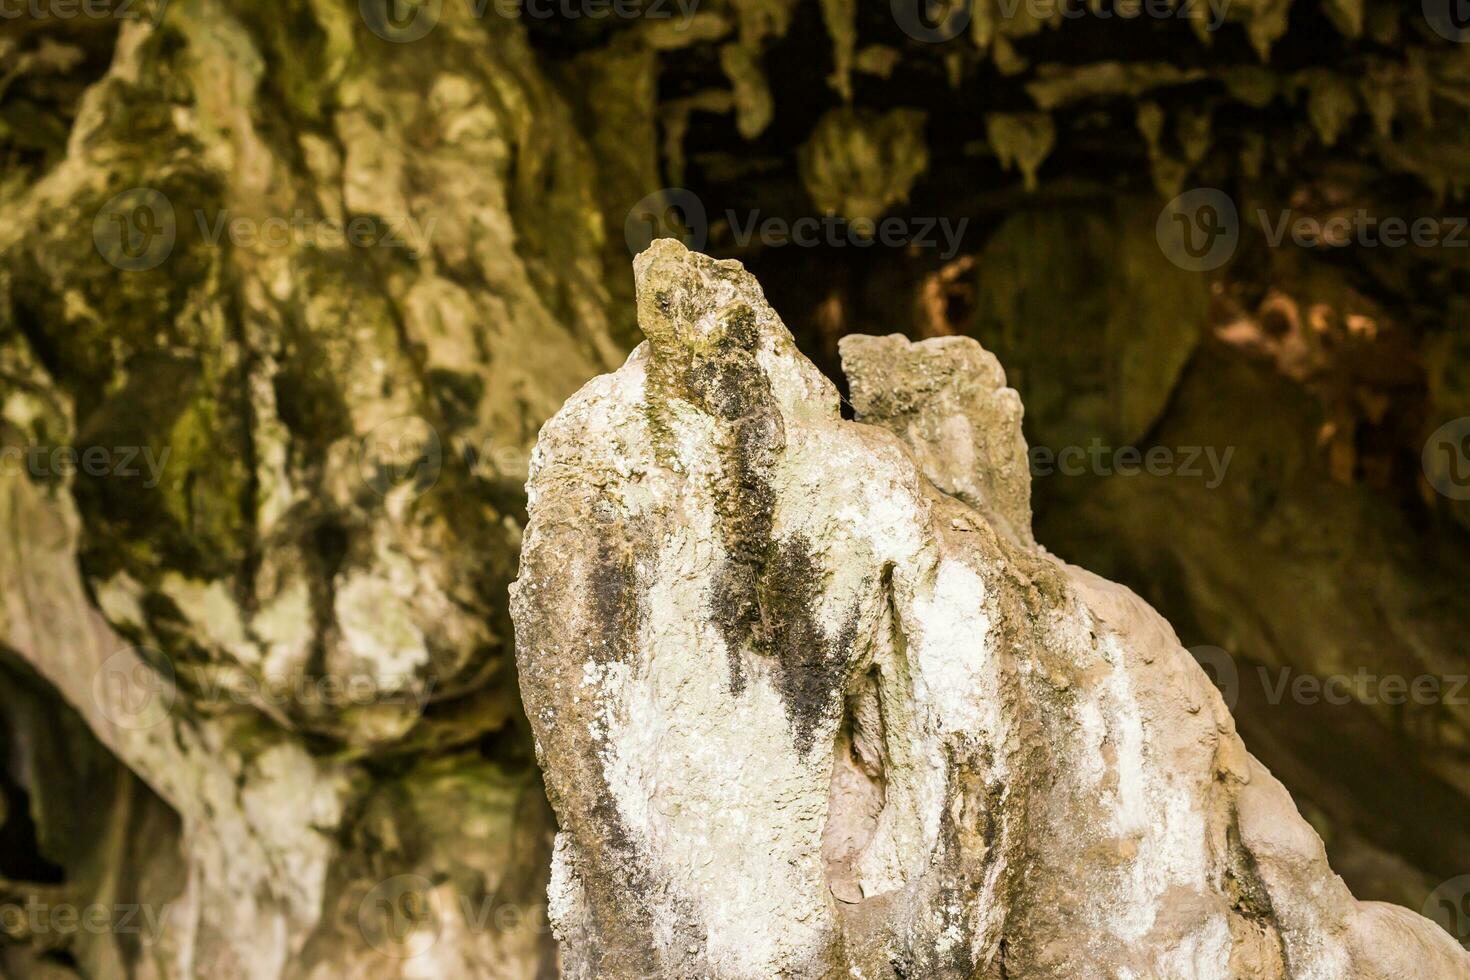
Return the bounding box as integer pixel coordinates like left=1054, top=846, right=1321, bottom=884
left=1, top=0, right=1468, bottom=975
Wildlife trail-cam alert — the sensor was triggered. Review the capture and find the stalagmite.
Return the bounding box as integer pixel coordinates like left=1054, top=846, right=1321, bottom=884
left=511, top=240, right=1470, bottom=979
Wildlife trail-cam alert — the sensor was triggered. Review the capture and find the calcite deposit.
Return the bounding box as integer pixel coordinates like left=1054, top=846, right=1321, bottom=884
left=511, top=240, right=1470, bottom=979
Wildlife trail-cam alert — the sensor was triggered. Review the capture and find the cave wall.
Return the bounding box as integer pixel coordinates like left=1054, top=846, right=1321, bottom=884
left=1, top=0, right=1469, bottom=974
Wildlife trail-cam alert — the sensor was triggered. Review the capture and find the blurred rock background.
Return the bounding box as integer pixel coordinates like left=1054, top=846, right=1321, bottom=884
left=0, top=0, right=1467, bottom=974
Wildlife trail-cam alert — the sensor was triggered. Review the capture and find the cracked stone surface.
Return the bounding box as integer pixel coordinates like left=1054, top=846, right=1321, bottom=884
left=511, top=239, right=1470, bottom=979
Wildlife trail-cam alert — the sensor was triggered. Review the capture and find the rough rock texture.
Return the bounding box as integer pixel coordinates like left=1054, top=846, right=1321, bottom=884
left=512, top=240, right=1470, bottom=979
left=5, top=0, right=1470, bottom=973
left=840, top=333, right=1033, bottom=549
left=1, top=3, right=655, bottom=975
left=1, top=1, right=630, bottom=748
left=1032, top=340, right=1470, bottom=912
left=1, top=329, right=555, bottom=979
left=788, top=181, right=1470, bottom=914
left=954, top=203, right=1470, bottom=915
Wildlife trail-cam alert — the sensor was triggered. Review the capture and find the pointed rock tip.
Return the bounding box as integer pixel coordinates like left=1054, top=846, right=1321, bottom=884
left=631, top=237, right=696, bottom=285
left=632, top=239, right=769, bottom=354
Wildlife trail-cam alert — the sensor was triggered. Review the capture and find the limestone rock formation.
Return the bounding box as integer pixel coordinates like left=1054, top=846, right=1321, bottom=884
left=5, top=1, right=1469, bottom=973
left=2, top=4, right=650, bottom=974
left=512, top=240, right=1470, bottom=979
left=1, top=335, right=554, bottom=979
left=839, top=332, right=1033, bottom=550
